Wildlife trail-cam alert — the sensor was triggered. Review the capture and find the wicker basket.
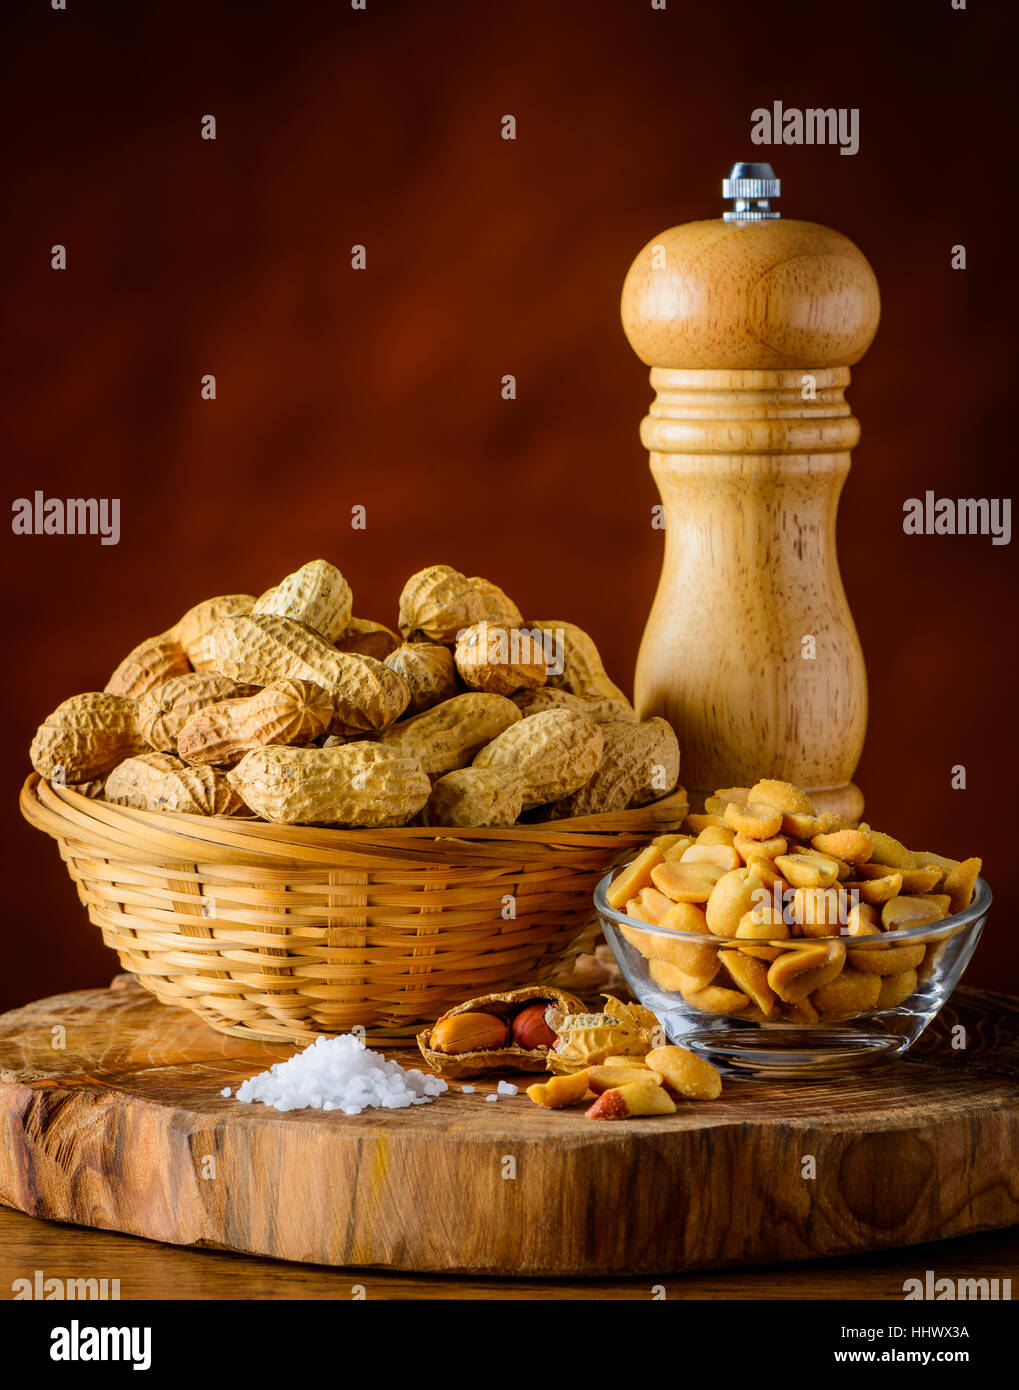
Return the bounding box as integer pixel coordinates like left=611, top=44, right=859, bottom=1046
left=21, top=774, right=687, bottom=1043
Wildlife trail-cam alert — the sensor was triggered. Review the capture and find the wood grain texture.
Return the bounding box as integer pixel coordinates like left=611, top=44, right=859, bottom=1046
left=621, top=217, right=880, bottom=815
left=2, top=1206, right=1016, bottom=1301
left=1, top=980, right=1015, bottom=1276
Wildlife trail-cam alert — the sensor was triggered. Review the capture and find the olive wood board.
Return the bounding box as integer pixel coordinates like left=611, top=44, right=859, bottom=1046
left=1, top=980, right=1016, bottom=1277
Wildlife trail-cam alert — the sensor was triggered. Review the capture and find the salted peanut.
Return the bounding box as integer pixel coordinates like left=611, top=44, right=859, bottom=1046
left=684, top=813, right=727, bottom=833
left=585, top=1063, right=659, bottom=1093
left=625, top=887, right=675, bottom=926
left=648, top=958, right=705, bottom=994
left=652, top=832, right=690, bottom=852
left=749, top=779, right=815, bottom=815
left=468, top=575, right=524, bottom=629
left=650, top=861, right=726, bottom=903
left=876, top=968, right=919, bottom=1010
left=723, top=800, right=783, bottom=839
left=913, top=893, right=952, bottom=916
left=623, top=902, right=718, bottom=982
left=881, top=895, right=947, bottom=931
left=812, top=968, right=881, bottom=1020
left=780, top=812, right=828, bottom=839
left=811, top=828, right=875, bottom=865
left=735, top=905, right=789, bottom=940
left=846, top=901, right=881, bottom=936
left=334, top=617, right=401, bottom=661
left=705, top=868, right=764, bottom=938
left=734, top=942, right=784, bottom=962
left=783, top=995, right=820, bottom=1023
left=788, top=846, right=851, bottom=881
left=105, top=632, right=191, bottom=699
left=718, top=950, right=776, bottom=1016
left=911, top=851, right=959, bottom=889
left=745, top=854, right=789, bottom=891
left=775, top=853, right=839, bottom=890
left=847, top=942, right=926, bottom=976
left=696, top=825, right=736, bottom=847
left=421, top=766, right=524, bottom=828
left=586, top=1080, right=677, bottom=1119
left=862, top=827, right=914, bottom=869
left=856, top=861, right=941, bottom=894
left=430, top=1011, right=509, bottom=1054
left=705, top=787, right=750, bottom=813
left=606, top=845, right=664, bottom=909
left=681, top=982, right=750, bottom=1015
left=767, top=941, right=846, bottom=1003
left=383, top=643, right=459, bottom=714
left=847, top=873, right=903, bottom=905
left=680, top=842, right=741, bottom=871
left=526, top=1072, right=591, bottom=1109
left=645, top=1046, right=722, bottom=1101
left=789, top=887, right=845, bottom=937
left=734, top=832, right=787, bottom=861
left=529, top=619, right=630, bottom=705
left=944, top=857, right=982, bottom=914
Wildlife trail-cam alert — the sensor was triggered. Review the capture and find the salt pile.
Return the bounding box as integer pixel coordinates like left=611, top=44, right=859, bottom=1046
left=228, top=1034, right=448, bottom=1115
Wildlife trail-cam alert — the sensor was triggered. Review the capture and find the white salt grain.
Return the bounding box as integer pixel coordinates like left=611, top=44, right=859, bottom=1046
left=485, top=1093, right=499, bottom=1103
left=220, top=1087, right=232, bottom=1098
left=496, top=1081, right=518, bottom=1096
left=461, top=1085, right=476, bottom=1094
left=231, top=1034, right=448, bottom=1115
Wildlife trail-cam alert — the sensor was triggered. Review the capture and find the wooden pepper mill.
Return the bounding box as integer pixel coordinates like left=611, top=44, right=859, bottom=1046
left=621, top=163, right=880, bottom=820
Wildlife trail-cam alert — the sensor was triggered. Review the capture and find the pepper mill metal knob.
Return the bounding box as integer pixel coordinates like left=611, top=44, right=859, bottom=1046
left=620, top=163, right=881, bottom=819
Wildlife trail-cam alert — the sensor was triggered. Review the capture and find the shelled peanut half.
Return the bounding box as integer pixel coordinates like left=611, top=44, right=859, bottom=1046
left=28, top=559, right=682, bottom=828
left=606, top=779, right=984, bottom=1025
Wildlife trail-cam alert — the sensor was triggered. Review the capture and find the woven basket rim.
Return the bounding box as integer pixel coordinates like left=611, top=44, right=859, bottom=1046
left=20, top=773, right=689, bottom=867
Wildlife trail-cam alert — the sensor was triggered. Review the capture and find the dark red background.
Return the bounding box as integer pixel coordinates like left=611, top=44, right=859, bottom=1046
left=2, top=0, right=1015, bottom=1011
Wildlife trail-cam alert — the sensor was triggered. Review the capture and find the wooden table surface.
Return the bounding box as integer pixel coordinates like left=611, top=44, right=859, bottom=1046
left=2, top=1203, right=1015, bottom=1300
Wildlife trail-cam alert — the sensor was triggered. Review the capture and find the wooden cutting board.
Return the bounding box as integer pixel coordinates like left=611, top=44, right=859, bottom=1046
left=1, top=980, right=1017, bottom=1277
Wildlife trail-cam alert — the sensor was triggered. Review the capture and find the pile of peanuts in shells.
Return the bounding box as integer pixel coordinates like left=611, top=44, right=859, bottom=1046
left=609, top=778, right=983, bottom=1025
left=29, top=561, right=680, bottom=828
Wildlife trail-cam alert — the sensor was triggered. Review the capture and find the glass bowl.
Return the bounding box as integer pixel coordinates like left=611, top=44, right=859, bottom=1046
left=594, top=870, right=991, bottom=1078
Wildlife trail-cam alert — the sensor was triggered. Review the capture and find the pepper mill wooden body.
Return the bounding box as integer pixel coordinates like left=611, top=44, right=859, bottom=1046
left=621, top=164, right=880, bottom=820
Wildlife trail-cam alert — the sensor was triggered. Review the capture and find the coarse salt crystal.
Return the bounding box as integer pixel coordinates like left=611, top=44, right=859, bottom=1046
left=220, top=1087, right=232, bottom=1098
left=230, top=1034, right=448, bottom=1115
left=461, top=1085, right=476, bottom=1094
left=485, top=1094, right=499, bottom=1103
left=496, top=1081, right=518, bottom=1096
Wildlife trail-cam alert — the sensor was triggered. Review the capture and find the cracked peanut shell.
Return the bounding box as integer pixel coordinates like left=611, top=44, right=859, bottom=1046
left=417, top=985, right=586, bottom=1078
left=137, top=673, right=257, bottom=751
